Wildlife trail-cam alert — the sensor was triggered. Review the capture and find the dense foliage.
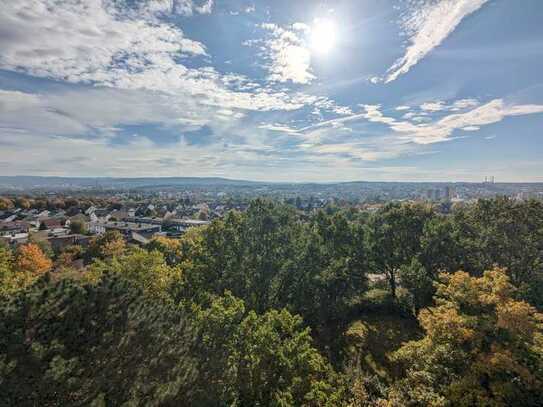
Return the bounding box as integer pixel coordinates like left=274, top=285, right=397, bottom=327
left=1, top=197, right=543, bottom=406
left=391, top=268, right=543, bottom=406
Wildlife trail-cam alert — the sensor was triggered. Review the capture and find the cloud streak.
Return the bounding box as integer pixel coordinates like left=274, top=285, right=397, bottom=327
left=294, top=98, right=543, bottom=163
left=378, top=99, right=543, bottom=144
left=386, top=0, right=490, bottom=83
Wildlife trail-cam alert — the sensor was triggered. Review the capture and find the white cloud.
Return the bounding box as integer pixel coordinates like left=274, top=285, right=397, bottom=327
left=292, top=22, right=310, bottom=32
left=402, top=112, right=417, bottom=120
left=299, top=98, right=543, bottom=162
left=194, top=0, right=214, bottom=14
left=461, top=126, right=480, bottom=131
left=0, top=1, right=325, bottom=114
left=0, top=87, right=214, bottom=137
left=0, top=86, right=308, bottom=177
left=133, top=0, right=214, bottom=17
left=395, top=105, right=411, bottom=111
left=361, top=105, right=396, bottom=124
left=420, top=101, right=446, bottom=112
left=0, top=0, right=207, bottom=83
left=258, top=23, right=315, bottom=84
left=394, top=99, right=543, bottom=144
left=450, top=98, right=480, bottom=110
left=412, top=116, right=431, bottom=123
left=313, top=98, right=353, bottom=116
left=258, top=124, right=301, bottom=135
left=386, top=0, right=490, bottom=83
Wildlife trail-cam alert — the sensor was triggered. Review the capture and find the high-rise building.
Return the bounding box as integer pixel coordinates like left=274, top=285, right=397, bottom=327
left=444, top=186, right=451, bottom=201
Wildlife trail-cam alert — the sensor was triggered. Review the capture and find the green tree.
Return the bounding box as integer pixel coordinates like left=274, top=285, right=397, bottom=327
left=419, top=215, right=463, bottom=275
left=398, top=258, right=434, bottom=313
left=284, top=210, right=368, bottom=343
left=0, top=274, right=198, bottom=406
left=365, top=203, right=434, bottom=299
left=190, top=292, right=342, bottom=406
left=181, top=199, right=301, bottom=313
left=69, top=219, right=87, bottom=235
left=15, top=197, right=31, bottom=209
left=178, top=201, right=368, bottom=338
left=452, top=198, right=543, bottom=308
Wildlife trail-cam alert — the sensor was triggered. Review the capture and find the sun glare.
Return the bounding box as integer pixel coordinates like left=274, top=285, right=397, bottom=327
left=311, top=19, right=337, bottom=54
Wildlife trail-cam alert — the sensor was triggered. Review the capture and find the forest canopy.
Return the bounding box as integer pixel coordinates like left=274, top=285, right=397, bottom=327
left=1, top=197, right=543, bottom=406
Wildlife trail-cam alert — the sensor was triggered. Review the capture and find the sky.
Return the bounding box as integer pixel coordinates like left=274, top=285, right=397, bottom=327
left=0, top=0, right=542, bottom=182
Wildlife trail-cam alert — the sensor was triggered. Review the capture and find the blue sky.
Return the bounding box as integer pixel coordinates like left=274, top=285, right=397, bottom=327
left=0, top=0, right=542, bottom=181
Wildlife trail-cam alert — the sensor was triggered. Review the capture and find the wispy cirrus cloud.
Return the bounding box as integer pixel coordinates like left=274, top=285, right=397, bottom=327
left=385, top=0, right=490, bottom=83
left=376, top=98, right=543, bottom=144
left=294, top=98, right=543, bottom=163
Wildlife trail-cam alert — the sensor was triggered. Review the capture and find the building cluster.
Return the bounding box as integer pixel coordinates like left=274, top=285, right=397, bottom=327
left=2, top=181, right=542, bottom=250
left=0, top=201, right=217, bottom=249
left=423, top=186, right=456, bottom=202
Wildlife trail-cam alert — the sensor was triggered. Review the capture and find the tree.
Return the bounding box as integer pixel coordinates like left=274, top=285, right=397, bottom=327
left=365, top=203, right=434, bottom=299
left=190, top=292, right=341, bottom=405
left=0, top=243, right=52, bottom=299
left=197, top=209, right=208, bottom=221
left=0, top=274, right=198, bottom=405
left=449, top=198, right=543, bottom=309
left=177, top=201, right=368, bottom=341
left=146, top=236, right=183, bottom=266
left=0, top=245, right=15, bottom=297
left=87, top=230, right=126, bottom=260
left=419, top=215, right=463, bottom=275
left=15, top=243, right=52, bottom=276
left=69, top=220, right=86, bottom=235
left=181, top=199, right=300, bottom=313
left=0, top=197, right=14, bottom=210
left=88, top=247, right=181, bottom=299
left=391, top=268, right=543, bottom=406
left=15, top=197, right=31, bottom=209
left=398, top=258, right=434, bottom=313
left=284, top=210, right=367, bottom=342
left=56, top=245, right=83, bottom=270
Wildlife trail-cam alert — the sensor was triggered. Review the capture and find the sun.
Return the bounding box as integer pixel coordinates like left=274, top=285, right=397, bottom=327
left=310, top=19, right=337, bottom=54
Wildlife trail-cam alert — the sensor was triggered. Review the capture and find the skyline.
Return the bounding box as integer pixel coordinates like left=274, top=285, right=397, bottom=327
left=1, top=0, right=542, bottom=182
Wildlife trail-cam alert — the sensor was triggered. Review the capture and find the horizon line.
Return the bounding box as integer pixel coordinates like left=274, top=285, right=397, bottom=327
left=1, top=175, right=543, bottom=185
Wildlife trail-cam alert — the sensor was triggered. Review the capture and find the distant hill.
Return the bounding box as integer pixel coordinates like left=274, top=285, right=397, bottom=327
left=1, top=176, right=542, bottom=198
left=0, top=176, right=264, bottom=189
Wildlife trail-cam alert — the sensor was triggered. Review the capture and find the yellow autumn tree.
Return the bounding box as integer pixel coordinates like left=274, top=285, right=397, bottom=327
left=15, top=243, right=53, bottom=276
left=0, top=245, right=16, bottom=297
left=87, top=247, right=180, bottom=299
left=88, top=230, right=126, bottom=260
left=0, top=243, right=53, bottom=296
left=146, top=235, right=183, bottom=265
left=390, top=268, right=543, bottom=407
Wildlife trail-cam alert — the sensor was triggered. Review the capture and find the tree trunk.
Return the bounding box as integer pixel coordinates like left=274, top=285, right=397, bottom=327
left=388, top=269, right=396, bottom=299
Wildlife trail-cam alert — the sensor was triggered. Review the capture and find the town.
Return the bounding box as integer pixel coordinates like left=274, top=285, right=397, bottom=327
left=1, top=176, right=542, bottom=258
